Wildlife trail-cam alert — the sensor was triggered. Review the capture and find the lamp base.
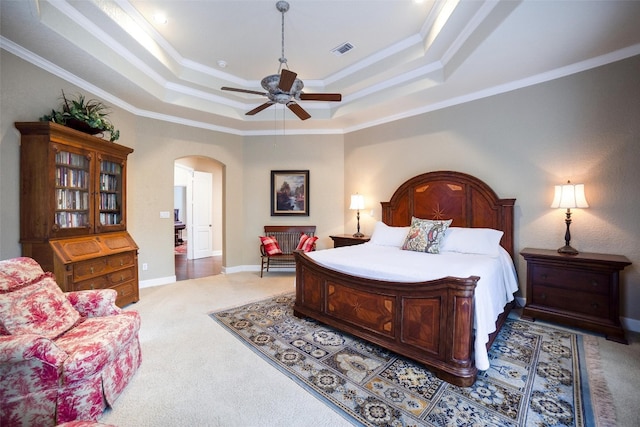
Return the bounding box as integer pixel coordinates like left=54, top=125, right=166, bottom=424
left=557, top=244, right=579, bottom=255
left=352, top=232, right=364, bottom=238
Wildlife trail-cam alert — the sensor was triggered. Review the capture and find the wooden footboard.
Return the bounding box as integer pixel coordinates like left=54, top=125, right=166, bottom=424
left=294, top=251, right=481, bottom=386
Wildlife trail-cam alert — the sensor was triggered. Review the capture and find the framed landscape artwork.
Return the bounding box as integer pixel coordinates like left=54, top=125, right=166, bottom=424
left=271, top=170, right=309, bottom=216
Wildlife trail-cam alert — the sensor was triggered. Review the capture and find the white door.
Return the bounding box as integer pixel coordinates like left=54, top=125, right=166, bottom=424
left=191, top=171, right=213, bottom=259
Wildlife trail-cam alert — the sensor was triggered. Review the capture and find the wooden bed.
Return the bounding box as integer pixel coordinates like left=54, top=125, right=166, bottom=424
left=293, top=171, right=516, bottom=387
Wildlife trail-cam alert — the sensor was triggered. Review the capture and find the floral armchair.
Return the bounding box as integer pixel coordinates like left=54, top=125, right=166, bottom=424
left=0, top=257, right=142, bottom=427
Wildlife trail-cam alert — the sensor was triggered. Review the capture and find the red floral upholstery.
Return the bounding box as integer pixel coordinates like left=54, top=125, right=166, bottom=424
left=0, top=257, right=142, bottom=427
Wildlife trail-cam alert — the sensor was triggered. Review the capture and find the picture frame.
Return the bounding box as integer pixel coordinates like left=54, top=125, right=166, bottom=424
left=271, top=170, right=309, bottom=216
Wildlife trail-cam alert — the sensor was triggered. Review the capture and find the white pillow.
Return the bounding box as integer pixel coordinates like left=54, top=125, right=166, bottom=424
left=369, top=221, right=410, bottom=247
left=440, top=227, right=504, bottom=256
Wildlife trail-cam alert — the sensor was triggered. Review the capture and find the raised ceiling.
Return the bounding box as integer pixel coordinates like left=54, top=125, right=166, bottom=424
left=2, top=0, right=640, bottom=135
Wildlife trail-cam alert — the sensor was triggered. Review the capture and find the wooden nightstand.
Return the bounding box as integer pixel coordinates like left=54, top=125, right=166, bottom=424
left=520, top=248, right=632, bottom=344
left=330, top=234, right=370, bottom=248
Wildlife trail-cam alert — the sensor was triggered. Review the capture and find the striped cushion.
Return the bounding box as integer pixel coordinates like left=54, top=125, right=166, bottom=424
left=260, top=236, right=282, bottom=256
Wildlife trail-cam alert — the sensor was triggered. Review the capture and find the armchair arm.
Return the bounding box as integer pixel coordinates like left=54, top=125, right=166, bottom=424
left=0, top=335, right=67, bottom=366
left=66, top=289, right=122, bottom=317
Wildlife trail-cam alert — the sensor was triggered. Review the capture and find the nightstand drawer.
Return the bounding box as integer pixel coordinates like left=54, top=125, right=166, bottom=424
left=531, top=284, right=610, bottom=318
left=530, top=265, right=609, bottom=295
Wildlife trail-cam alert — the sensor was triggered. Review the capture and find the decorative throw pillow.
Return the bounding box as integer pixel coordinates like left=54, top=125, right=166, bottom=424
left=296, top=234, right=310, bottom=250
left=402, top=217, right=452, bottom=253
left=0, top=257, right=45, bottom=291
left=0, top=273, right=81, bottom=339
left=260, top=236, right=282, bottom=256
left=299, top=235, right=318, bottom=252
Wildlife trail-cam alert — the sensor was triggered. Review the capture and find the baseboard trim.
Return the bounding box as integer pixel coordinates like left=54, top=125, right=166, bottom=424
left=139, top=275, right=176, bottom=289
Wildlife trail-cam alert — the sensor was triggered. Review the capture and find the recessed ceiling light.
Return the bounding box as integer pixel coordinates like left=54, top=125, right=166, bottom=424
left=152, top=12, right=168, bottom=25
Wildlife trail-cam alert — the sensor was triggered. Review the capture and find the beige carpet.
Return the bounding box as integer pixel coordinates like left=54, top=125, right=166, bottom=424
left=100, top=272, right=640, bottom=427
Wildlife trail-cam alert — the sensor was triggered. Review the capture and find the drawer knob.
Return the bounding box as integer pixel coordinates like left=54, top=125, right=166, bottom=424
left=591, top=302, right=599, bottom=309
left=120, top=260, right=124, bottom=266
left=90, top=284, right=95, bottom=290
left=541, top=274, right=547, bottom=280
left=540, top=293, right=546, bottom=300
left=120, top=275, right=124, bottom=282
left=90, top=267, right=94, bottom=274
left=591, top=280, right=599, bottom=287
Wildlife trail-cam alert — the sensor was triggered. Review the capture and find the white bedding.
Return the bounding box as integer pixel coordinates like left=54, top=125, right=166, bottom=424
left=305, top=243, right=519, bottom=371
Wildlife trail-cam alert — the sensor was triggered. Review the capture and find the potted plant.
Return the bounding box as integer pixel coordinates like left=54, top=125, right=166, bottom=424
left=40, top=90, right=120, bottom=142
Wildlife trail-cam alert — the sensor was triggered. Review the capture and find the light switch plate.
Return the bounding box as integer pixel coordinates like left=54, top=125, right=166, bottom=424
left=160, top=211, right=170, bottom=218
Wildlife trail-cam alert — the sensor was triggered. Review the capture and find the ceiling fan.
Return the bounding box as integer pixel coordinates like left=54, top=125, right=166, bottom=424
left=221, top=1, right=342, bottom=120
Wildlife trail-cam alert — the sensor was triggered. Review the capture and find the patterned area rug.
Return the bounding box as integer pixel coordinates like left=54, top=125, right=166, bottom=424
left=210, top=294, right=614, bottom=427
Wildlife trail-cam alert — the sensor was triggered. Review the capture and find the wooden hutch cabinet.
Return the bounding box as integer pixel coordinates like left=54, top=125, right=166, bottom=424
left=16, top=121, right=139, bottom=307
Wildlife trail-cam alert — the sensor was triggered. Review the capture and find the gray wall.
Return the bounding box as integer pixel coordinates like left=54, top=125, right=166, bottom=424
left=1, top=49, right=638, bottom=326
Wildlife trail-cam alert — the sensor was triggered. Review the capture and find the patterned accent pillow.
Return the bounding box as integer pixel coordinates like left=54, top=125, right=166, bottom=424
left=260, top=236, right=283, bottom=256
left=402, top=217, right=453, bottom=253
left=0, top=272, right=81, bottom=339
left=298, top=235, right=318, bottom=252
left=0, top=257, right=45, bottom=291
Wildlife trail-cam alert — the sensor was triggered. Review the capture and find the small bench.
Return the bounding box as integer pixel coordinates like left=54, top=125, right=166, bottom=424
left=260, top=225, right=316, bottom=277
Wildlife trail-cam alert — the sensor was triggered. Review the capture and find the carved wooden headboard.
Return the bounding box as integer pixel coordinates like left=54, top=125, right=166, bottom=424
left=381, top=171, right=516, bottom=258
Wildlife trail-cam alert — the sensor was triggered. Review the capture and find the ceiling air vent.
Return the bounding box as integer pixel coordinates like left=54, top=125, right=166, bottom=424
left=331, top=42, right=355, bottom=56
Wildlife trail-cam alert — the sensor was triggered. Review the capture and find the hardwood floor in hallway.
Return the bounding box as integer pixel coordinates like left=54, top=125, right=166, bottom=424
left=174, top=253, right=222, bottom=281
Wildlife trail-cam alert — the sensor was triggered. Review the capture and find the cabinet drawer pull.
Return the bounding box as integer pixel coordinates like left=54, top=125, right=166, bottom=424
left=540, top=293, right=546, bottom=300
left=591, top=280, right=599, bottom=287
left=120, top=275, right=124, bottom=282
left=90, top=283, right=95, bottom=290
left=120, top=260, right=124, bottom=266
left=591, top=302, right=599, bottom=309
left=90, top=267, right=94, bottom=274
left=541, top=274, right=547, bottom=280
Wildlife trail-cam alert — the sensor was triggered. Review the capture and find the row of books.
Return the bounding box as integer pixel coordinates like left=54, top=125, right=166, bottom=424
left=99, top=213, right=121, bottom=225
left=100, top=174, right=119, bottom=191
left=101, top=161, right=122, bottom=175
left=55, top=151, right=89, bottom=168
left=55, top=212, right=89, bottom=228
left=56, top=167, right=89, bottom=188
left=100, top=193, right=119, bottom=210
left=56, top=189, right=89, bottom=210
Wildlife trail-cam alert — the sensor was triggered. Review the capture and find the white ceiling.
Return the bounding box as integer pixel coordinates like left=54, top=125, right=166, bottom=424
left=2, top=0, right=640, bottom=135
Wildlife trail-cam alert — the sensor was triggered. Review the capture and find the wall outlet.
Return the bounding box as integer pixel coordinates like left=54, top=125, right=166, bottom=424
left=159, top=211, right=170, bottom=218
left=142, top=263, right=148, bottom=271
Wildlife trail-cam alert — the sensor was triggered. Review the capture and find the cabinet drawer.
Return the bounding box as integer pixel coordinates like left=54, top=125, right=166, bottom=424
left=112, top=281, right=138, bottom=306
left=74, top=275, right=109, bottom=291
left=107, top=252, right=135, bottom=269
left=74, top=258, right=108, bottom=281
left=530, top=265, right=609, bottom=295
left=106, top=267, right=136, bottom=286
left=531, top=284, right=610, bottom=318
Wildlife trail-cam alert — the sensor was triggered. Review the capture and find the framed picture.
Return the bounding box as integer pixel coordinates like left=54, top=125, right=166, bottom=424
left=271, top=170, right=309, bottom=216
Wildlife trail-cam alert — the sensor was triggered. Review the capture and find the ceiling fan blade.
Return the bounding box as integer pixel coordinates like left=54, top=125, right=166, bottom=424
left=287, top=102, right=311, bottom=120
left=246, top=102, right=274, bottom=116
left=278, top=69, right=297, bottom=92
left=299, top=93, right=342, bottom=102
left=221, top=87, right=267, bottom=96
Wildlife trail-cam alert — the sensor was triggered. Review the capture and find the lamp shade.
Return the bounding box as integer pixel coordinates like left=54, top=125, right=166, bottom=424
left=349, top=194, right=365, bottom=210
left=550, top=182, right=589, bottom=209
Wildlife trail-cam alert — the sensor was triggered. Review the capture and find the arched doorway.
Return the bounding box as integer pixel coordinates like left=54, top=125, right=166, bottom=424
left=174, top=156, right=224, bottom=280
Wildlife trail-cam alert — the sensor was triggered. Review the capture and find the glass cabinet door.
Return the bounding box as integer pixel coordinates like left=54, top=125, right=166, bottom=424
left=98, top=156, right=126, bottom=231
left=54, top=149, right=91, bottom=231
